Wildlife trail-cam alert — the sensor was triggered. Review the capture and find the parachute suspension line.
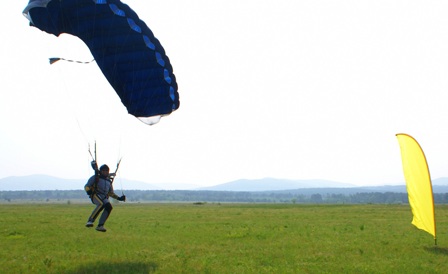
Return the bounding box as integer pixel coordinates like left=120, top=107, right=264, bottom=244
left=114, top=121, right=125, bottom=196
left=75, top=114, right=92, bottom=154
left=50, top=54, right=124, bottom=185
left=50, top=58, right=93, bottom=165
left=49, top=57, right=95, bottom=65
left=113, top=157, right=124, bottom=196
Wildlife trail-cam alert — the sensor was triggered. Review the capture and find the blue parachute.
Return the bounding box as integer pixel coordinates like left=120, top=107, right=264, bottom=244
left=23, top=0, right=179, bottom=125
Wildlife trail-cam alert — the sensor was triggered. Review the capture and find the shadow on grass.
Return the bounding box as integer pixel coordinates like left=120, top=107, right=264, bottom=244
left=67, top=261, right=158, bottom=274
left=424, top=246, right=448, bottom=256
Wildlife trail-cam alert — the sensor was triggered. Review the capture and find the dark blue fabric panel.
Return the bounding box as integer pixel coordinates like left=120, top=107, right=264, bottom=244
left=28, top=0, right=179, bottom=118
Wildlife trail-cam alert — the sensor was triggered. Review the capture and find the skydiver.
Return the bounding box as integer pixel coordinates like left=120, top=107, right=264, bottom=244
left=85, top=163, right=126, bottom=232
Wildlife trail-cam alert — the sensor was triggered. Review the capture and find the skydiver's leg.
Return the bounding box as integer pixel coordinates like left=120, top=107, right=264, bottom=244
left=88, top=194, right=104, bottom=223
left=97, top=202, right=113, bottom=227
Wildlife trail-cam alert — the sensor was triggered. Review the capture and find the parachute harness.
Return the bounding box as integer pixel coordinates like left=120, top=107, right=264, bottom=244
left=88, top=141, right=124, bottom=197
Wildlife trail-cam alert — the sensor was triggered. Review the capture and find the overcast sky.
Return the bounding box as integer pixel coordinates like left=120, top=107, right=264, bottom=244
left=2, top=1, right=448, bottom=188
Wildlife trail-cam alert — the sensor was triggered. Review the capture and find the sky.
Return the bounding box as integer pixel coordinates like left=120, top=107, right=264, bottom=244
left=2, top=1, right=448, bottom=188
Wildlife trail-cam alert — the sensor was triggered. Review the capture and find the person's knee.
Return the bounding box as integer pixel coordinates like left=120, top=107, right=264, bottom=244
left=104, top=203, right=113, bottom=212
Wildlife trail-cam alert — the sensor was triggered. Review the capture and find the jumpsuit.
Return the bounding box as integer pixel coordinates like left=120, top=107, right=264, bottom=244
left=85, top=175, right=119, bottom=227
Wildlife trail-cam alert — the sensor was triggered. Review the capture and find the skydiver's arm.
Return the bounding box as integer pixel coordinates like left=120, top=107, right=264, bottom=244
left=84, top=175, right=96, bottom=194
left=109, top=184, right=125, bottom=201
left=109, top=191, right=119, bottom=200
left=108, top=183, right=119, bottom=199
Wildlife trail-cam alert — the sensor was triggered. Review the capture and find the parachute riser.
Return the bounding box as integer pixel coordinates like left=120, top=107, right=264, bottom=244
left=110, top=157, right=122, bottom=184
left=88, top=141, right=99, bottom=175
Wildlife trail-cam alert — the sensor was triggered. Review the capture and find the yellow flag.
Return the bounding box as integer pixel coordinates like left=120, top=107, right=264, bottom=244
left=396, top=133, right=436, bottom=241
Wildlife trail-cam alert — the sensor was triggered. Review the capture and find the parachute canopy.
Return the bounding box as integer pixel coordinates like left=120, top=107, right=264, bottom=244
left=23, top=0, right=179, bottom=125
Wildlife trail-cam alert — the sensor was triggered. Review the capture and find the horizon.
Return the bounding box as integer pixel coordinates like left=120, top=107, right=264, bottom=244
left=0, top=173, right=418, bottom=192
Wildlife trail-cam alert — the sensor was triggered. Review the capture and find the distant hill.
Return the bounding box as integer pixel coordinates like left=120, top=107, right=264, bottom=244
left=198, top=178, right=355, bottom=191
left=2, top=175, right=448, bottom=193
left=198, top=177, right=448, bottom=193
left=0, top=175, right=82, bottom=191
left=268, top=185, right=448, bottom=195
left=432, top=177, right=448, bottom=185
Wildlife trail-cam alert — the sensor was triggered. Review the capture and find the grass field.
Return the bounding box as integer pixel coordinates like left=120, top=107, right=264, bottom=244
left=1, top=203, right=448, bottom=273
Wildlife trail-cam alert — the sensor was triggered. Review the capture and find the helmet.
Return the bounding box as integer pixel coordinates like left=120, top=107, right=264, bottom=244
left=100, top=164, right=110, bottom=171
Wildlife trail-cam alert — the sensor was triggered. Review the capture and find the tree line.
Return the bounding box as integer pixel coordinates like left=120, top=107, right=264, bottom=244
left=2, top=190, right=448, bottom=204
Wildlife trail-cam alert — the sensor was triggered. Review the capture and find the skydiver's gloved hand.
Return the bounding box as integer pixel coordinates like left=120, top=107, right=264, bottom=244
left=85, top=186, right=93, bottom=196
left=118, top=195, right=126, bottom=202
left=91, top=161, right=98, bottom=172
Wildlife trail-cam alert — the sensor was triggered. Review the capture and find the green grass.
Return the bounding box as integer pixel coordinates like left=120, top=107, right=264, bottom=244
left=1, top=203, right=448, bottom=273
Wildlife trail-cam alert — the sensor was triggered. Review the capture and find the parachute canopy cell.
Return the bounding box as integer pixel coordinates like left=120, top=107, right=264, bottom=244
left=23, top=0, right=179, bottom=125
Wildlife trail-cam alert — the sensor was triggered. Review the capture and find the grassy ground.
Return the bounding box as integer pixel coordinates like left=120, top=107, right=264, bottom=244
left=1, top=203, right=448, bottom=273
